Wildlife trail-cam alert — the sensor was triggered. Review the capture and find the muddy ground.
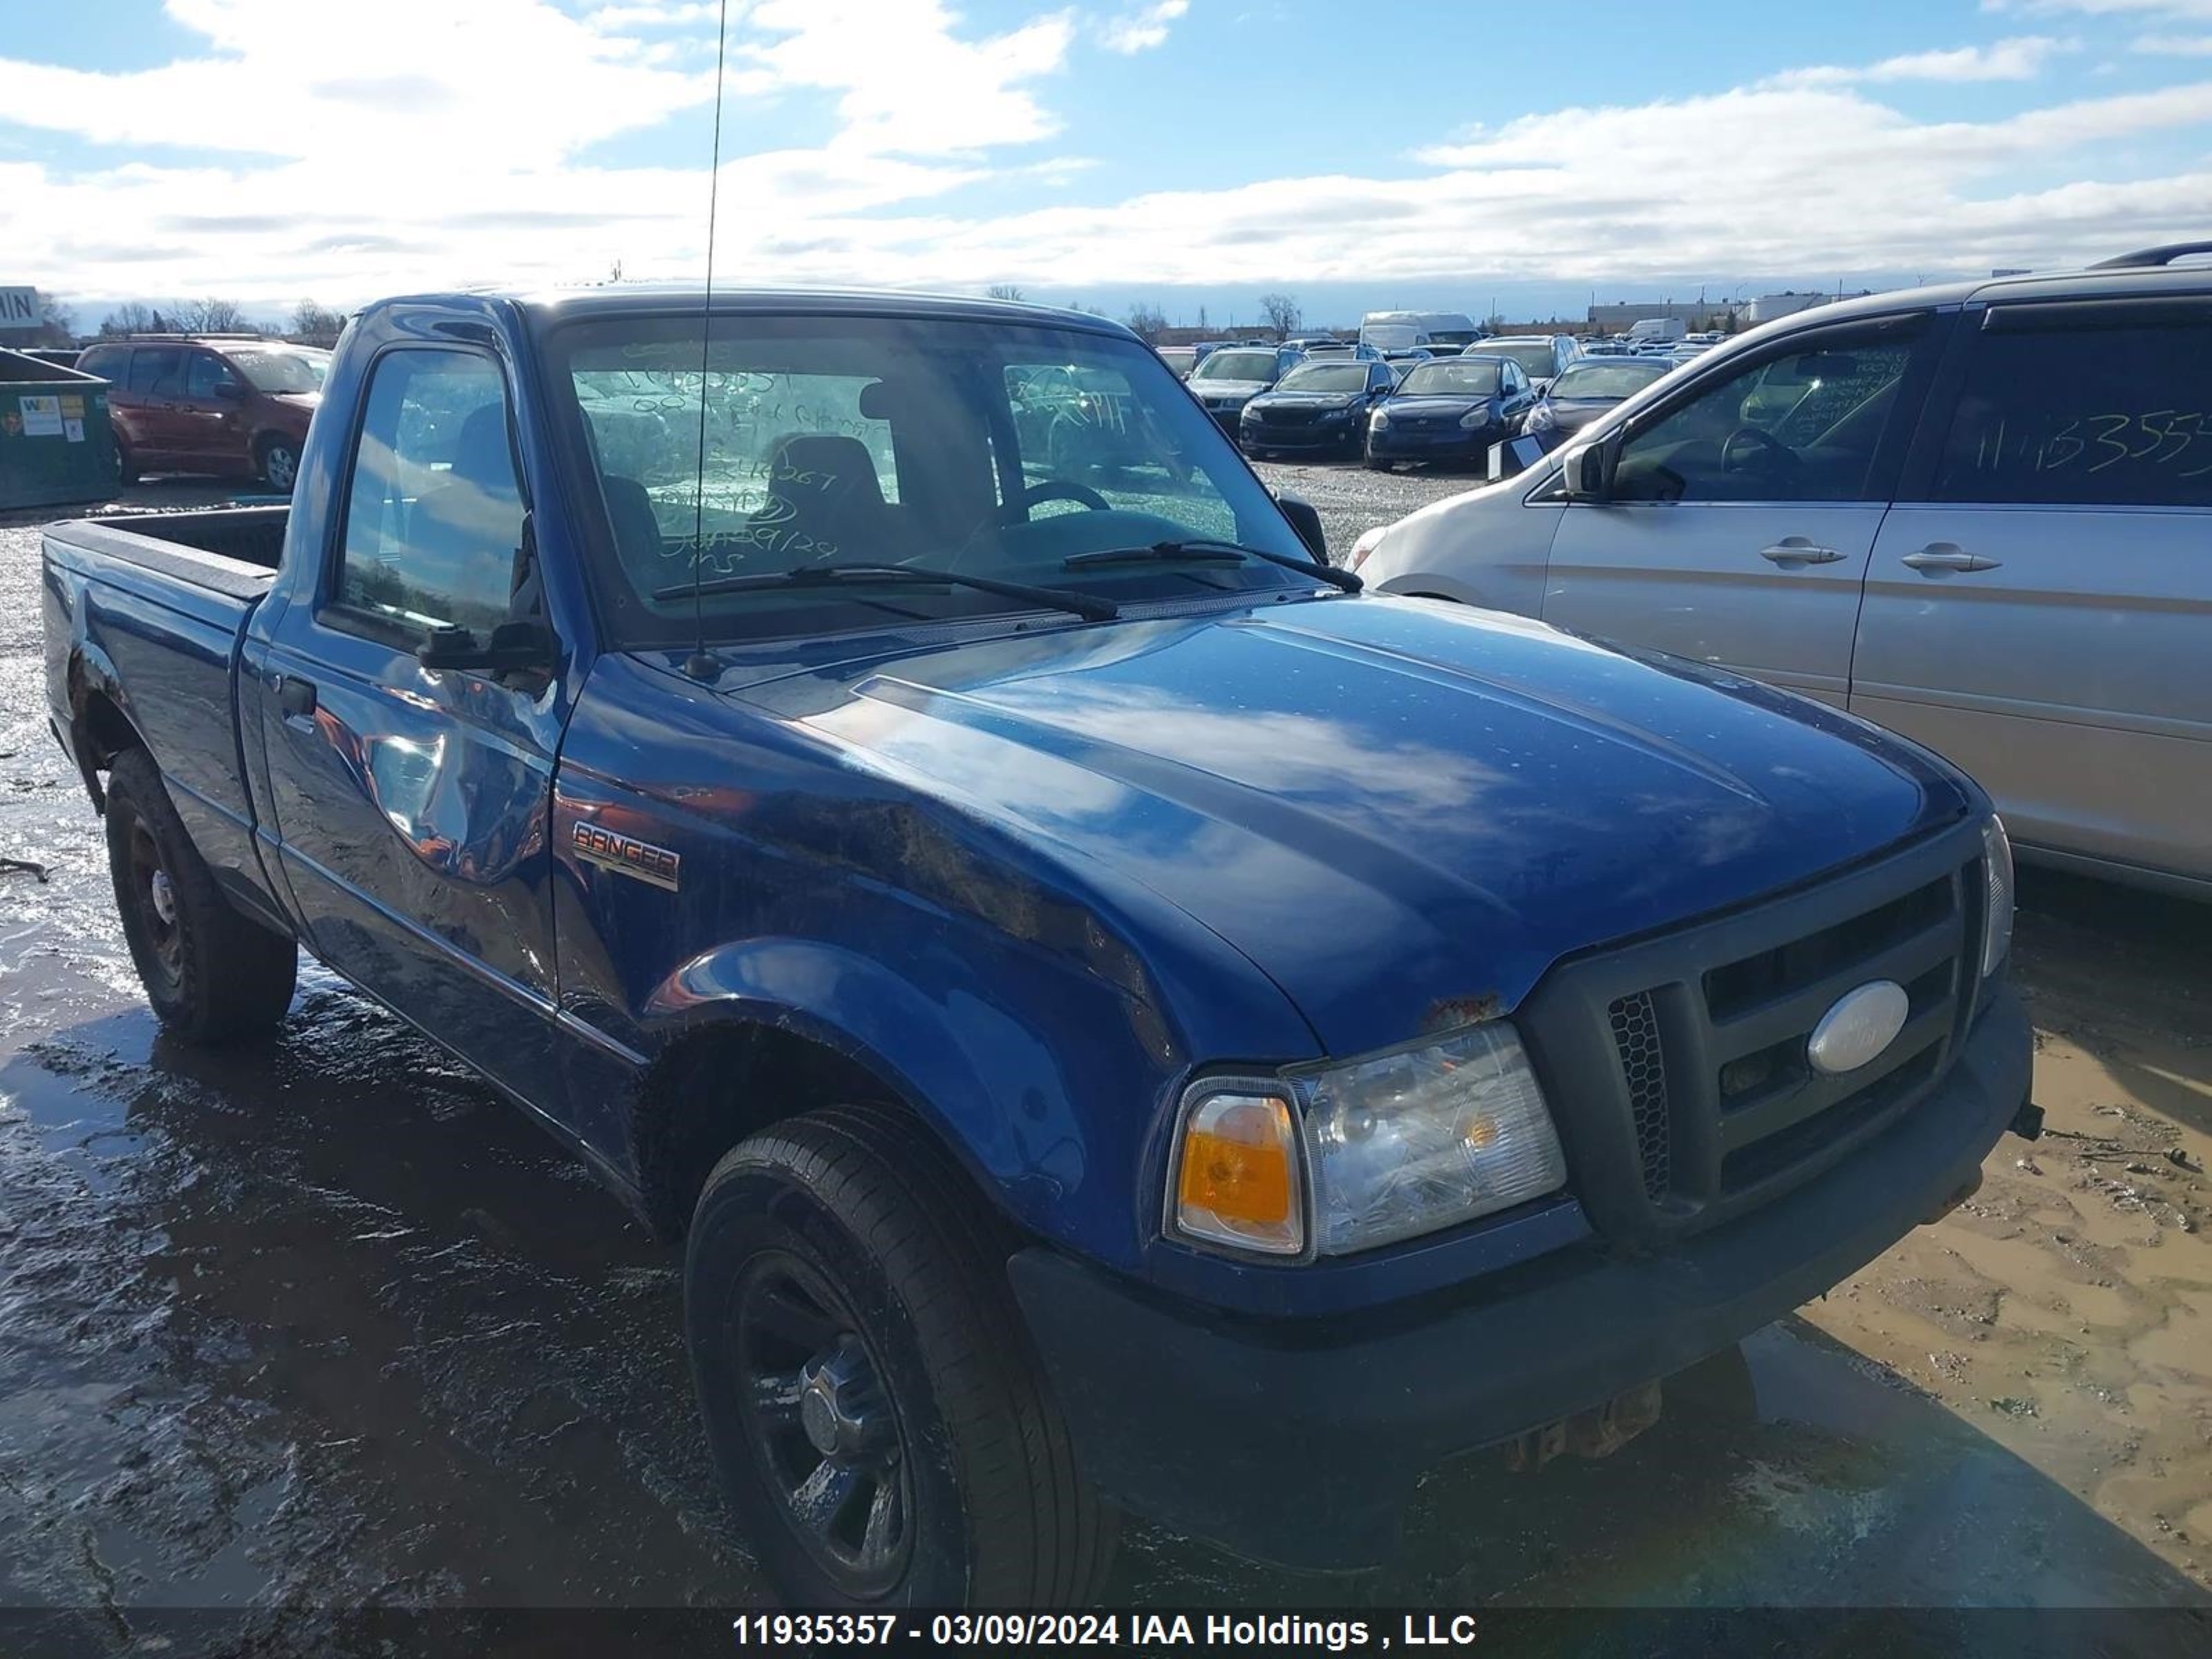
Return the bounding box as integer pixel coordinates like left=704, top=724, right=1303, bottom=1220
left=1, top=471, right=2207, bottom=1650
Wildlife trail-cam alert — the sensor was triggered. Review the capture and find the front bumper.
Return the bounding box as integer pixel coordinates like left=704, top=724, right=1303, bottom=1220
left=1365, top=422, right=1499, bottom=462
left=1009, top=985, right=2030, bottom=1568
left=1240, top=419, right=1359, bottom=451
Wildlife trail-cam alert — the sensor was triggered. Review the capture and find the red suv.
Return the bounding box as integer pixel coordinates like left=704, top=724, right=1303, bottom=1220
left=74, top=335, right=328, bottom=491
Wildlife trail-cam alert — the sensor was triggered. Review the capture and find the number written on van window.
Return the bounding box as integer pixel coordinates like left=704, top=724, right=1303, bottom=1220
left=1933, top=319, right=2212, bottom=507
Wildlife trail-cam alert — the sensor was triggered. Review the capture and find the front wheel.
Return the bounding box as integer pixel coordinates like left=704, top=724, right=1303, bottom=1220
left=686, top=1107, right=1113, bottom=1606
left=104, top=748, right=298, bottom=1042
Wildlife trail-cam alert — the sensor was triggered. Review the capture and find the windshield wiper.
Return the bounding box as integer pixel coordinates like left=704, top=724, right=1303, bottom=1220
left=651, top=562, right=1119, bottom=622
left=1065, top=538, right=1362, bottom=594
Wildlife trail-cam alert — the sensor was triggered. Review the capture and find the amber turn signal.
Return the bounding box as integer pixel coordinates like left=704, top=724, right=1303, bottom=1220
left=1172, top=1091, right=1303, bottom=1256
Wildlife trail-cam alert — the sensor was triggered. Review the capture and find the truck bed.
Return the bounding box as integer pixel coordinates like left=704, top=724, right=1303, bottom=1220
left=53, top=505, right=288, bottom=594
left=42, top=505, right=290, bottom=931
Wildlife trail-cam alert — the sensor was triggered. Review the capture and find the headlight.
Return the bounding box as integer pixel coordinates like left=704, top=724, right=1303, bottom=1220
left=1318, top=406, right=1348, bottom=422
left=1369, top=408, right=1390, bottom=429
left=1980, top=815, right=2014, bottom=977
left=1301, top=1023, right=1565, bottom=1254
left=1349, top=525, right=1387, bottom=570
left=1168, top=1025, right=1567, bottom=1260
left=1526, top=403, right=1555, bottom=431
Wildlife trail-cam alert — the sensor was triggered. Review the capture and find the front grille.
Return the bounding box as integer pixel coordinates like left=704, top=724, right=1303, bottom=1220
left=1262, top=407, right=1321, bottom=427
left=1522, top=822, right=1986, bottom=1242
left=1608, top=991, right=1670, bottom=1199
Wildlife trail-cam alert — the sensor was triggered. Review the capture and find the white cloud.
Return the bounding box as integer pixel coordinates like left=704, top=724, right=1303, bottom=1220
left=2134, top=30, right=2212, bottom=47
left=1772, top=35, right=2076, bottom=86
left=1985, top=0, right=2212, bottom=16
left=1098, top=1, right=1189, bottom=53
left=584, top=2, right=720, bottom=24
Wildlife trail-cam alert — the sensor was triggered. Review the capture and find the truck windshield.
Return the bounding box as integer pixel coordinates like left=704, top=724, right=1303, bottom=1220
left=545, top=313, right=1320, bottom=646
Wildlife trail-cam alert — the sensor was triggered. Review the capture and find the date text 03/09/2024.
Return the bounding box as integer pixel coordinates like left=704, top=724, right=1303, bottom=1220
left=727, top=1612, right=1484, bottom=1649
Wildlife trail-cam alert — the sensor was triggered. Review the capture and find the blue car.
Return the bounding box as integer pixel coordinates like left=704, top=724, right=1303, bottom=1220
left=43, top=285, right=2034, bottom=1607
left=1365, top=352, right=1538, bottom=469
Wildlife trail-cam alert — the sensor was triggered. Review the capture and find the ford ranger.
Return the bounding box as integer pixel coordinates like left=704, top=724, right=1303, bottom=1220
left=41, top=287, right=2036, bottom=1608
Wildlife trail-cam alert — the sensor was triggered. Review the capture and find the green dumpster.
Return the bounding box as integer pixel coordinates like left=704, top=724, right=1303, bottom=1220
left=0, top=347, right=120, bottom=512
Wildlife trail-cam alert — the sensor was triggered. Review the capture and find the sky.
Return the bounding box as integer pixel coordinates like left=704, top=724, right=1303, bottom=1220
left=3, top=0, right=2210, bottom=331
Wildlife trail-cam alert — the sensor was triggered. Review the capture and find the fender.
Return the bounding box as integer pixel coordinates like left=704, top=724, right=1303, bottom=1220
left=637, top=935, right=1134, bottom=1259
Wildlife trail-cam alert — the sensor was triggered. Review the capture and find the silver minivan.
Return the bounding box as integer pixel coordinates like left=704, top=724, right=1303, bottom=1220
left=1351, top=246, right=2212, bottom=897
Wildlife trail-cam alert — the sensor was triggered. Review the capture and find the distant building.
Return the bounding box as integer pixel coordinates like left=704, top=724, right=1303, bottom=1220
left=1586, top=299, right=1718, bottom=332
left=1741, top=290, right=1873, bottom=324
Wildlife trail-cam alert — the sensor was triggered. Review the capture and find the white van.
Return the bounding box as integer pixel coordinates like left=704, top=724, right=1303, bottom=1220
left=1358, top=310, right=1481, bottom=353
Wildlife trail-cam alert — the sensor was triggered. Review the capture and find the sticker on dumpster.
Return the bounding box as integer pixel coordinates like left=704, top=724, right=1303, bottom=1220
left=1, top=413, right=19, bottom=438
left=17, top=396, right=62, bottom=438
left=64, top=419, right=84, bottom=443
left=59, top=395, right=84, bottom=419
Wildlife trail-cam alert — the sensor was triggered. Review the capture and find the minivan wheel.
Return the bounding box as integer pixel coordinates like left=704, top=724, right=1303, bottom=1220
left=116, top=440, right=140, bottom=487
left=258, top=436, right=301, bottom=491
left=686, top=1107, right=1114, bottom=1607
left=104, top=748, right=298, bottom=1042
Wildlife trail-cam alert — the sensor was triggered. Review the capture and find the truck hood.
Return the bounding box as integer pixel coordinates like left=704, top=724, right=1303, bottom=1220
left=775, top=597, right=1969, bottom=1056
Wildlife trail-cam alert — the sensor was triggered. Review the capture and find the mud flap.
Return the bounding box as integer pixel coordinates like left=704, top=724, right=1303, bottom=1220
left=1504, top=1377, right=1664, bottom=1472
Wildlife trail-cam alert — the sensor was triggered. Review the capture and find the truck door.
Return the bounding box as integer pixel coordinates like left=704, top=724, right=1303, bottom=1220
left=258, top=345, right=570, bottom=1110
left=1852, top=297, right=2212, bottom=883
left=1541, top=312, right=1938, bottom=710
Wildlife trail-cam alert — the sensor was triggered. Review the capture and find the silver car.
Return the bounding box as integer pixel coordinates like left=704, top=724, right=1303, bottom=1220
left=1351, top=244, right=2212, bottom=898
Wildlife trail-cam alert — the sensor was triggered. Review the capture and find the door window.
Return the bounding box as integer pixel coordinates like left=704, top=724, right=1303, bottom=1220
left=334, top=349, right=525, bottom=641
left=1613, top=320, right=1924, bottom=503
left=129, top=346, right=185, bottom=397
left=1929, top=306, right=2212, bottom=508
left=185, top=353, right=238, bottom=400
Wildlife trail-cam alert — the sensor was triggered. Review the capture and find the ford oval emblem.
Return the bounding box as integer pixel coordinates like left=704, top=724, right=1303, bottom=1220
left=1806, top=980, right=1910, bottom=1076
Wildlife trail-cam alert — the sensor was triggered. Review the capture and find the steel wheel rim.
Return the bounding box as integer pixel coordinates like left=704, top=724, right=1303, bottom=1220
left=126, top=818, right=184, bottom=990
left=731, top=1251, right=912, bottom=1594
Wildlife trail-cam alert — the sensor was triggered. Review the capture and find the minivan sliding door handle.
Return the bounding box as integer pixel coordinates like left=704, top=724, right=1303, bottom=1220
left=1900, top=544, right=2000, bottom=573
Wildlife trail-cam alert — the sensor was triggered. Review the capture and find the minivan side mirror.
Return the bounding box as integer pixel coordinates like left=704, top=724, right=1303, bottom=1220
left=212, top=379, right=248, bottom=403
left=1274, top=492, right=1329, bottom=563
left=1559, top=429, right=1622, bottom=502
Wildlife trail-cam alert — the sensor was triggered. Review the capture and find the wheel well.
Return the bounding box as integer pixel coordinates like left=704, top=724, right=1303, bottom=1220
left=69, top=679, right=141, bottom=809
left=632, top=1020, right=925, bottom=1241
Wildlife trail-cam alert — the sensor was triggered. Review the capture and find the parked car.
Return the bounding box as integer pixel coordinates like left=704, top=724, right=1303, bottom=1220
left=1381, top=346, right=1436, bottom=374
left=1238, top=357, right=1398, bottom=457
left=1365, top=352, right=1536, bottom=469
left=1524, top=355, right=1676, bottom=440
left=45, top=283, right=2032, bottom=1608
left=1351, top=242, right=2212, bottom=897
left=1472, top=334, right=1581, bottom=393
left=73, top=335, right=328, bottom=490
left=1156, top=344, right=1200, bottom=378
left=1185, top=343, right=1304, bottom=430
left=1358, top=310, right=1483, bottom=353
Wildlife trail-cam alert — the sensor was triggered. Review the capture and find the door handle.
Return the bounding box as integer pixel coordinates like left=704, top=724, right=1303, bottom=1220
left=1759, top=538, right=1845, bottom=567
left=1900, top=543, right=2000, bottom=574
left=276, top=675, right=317, bottom=718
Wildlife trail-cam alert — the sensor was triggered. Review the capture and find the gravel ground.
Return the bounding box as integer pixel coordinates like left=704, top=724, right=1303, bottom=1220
left=1, top=471, right=2206, bottom=1653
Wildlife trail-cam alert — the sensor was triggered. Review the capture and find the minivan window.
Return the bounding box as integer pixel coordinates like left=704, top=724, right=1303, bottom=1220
left=546, top=315, right=1315, bottom=647
left=335, top=349, right=525, bottom=641
left=1930, top=310, right=2212, bottom=509
left=129, top=346, right=185, bottom=397
left=1612, top=321, right=1923, bottom=503
left=185, top=353, right=237, bottom=400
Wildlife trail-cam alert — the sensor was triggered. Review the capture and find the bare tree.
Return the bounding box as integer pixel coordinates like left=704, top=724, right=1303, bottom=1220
left=100, top=301, right=158, bottom=337
left=1258, top=292, right=1301, bottom=339
left=175, top=297, right=250, bottom=333
left=290, top=301, right=348, bottom=344
left=985, top=283, right=1025, bottom=302
left=30, top=296, right=76, bottom=346
left=1124, top=302, right=1168, bottom=344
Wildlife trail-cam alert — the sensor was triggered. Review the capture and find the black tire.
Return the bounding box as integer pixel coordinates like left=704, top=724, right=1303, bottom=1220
left=115, top=438, right=140, bottom=487
left=104, top=747, right=297, bottom=1042
left=686, top=1107, right=1113, bottom=1607
left=1365, top=451, right=1394, bottom=471
left=258, top=434, right=301, bottom=492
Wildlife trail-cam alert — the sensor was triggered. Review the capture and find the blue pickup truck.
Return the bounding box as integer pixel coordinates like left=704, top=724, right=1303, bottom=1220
left=42, top=288, right=2036, bottom=1607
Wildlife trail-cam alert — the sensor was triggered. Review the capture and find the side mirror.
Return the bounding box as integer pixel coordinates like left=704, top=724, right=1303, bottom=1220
left=418, top=619, right=559, bottom=677
left=1274, top=492, right=1329, bottom=563
left=1559, top=430, right=1621, bottom=502
left=213, top=380, right=248, bottom=403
